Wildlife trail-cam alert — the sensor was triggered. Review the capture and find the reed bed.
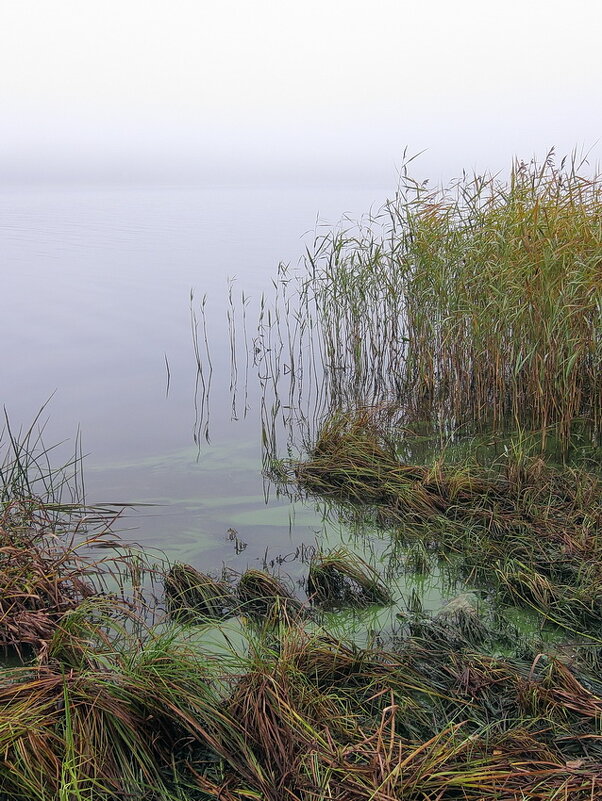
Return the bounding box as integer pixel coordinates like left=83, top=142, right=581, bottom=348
left=249, top=152, right=601, bottom=453
left=394, top=156, right=602, bottom=441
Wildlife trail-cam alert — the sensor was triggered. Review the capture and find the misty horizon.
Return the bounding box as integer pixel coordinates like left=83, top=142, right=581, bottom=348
left=2, top=1, right=600, bottom=189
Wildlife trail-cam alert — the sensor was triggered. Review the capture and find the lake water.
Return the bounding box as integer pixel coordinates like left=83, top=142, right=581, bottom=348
left=5, top=182, right=584, bottom=643
left=1, top=183, right=406, bottom=581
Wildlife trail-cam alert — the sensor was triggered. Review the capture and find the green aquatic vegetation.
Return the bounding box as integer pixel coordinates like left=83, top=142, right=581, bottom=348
left=404, top=538, right=433, bottom=574
left=290, top=411, right=602, bottom=637
left=307, top=546, right=392, bottom=608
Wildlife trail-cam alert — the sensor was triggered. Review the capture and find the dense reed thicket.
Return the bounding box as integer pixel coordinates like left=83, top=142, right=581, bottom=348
left=301, top=152, right=601, bottom=442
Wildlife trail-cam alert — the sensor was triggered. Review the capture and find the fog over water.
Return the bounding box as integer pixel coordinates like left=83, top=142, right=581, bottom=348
left=2, top=1, right=601, bottom=187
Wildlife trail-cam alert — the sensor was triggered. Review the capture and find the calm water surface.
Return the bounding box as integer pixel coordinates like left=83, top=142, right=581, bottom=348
left=1, top=183, right=402, bottom=578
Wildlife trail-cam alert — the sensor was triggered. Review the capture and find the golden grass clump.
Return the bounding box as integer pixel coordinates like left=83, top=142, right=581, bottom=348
left=236, top=568, right=303, bottom=622
left=307, top=547, right=392, bottom=608
left=296, top=410, right=447, bottom=518
left=164, top=562, right=234, bottom=622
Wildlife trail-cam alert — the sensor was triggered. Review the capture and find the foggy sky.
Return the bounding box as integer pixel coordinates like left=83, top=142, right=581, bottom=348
left=2, top=0, right=601, bottom=186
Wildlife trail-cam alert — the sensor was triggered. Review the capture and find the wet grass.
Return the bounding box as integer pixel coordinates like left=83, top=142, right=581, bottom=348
left=307, top=547, right=393, bottom=609
left=286, top=409, right=602, bottom=641
left=165, top=563, right=235, bottom=623
left=2, top=412, right=602, bottom=799
left=7, top=587, right=602, bottom=799
left=236, top=568, right=303, bottom=623
left=0, top=411, right=139, bottom=661
left=0, top=501, right=96, bottom=657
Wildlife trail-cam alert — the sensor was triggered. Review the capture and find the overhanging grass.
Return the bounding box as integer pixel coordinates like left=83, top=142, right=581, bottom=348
left=5, top=599, right=602, bottom=800
left=288, top=410, right=602, bottom=637
left=1, top=417, right=602, bottom=800
left=164, top=563, right=235, bottom=623
left=307, top=546, right=393, bottom=609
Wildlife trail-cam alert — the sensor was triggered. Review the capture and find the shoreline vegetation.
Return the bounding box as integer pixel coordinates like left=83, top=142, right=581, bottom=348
left=2, top=152, right=602, bottom=799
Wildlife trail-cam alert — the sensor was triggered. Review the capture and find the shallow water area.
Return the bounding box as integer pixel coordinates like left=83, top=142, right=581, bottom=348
left=0, top=183, right=391, bottom=571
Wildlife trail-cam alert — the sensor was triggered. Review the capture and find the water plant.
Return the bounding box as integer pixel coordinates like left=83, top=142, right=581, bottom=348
left=307, top=546, right=393, bottom=608
left=0, top=503, right=96, bottom=657
left=236, top=568, right=303, bottom=623
left=245, top=151, right=601, bottom=463
left=289, top=410, right=602, bottom=638
left=164, top=563, right=235, bottom=623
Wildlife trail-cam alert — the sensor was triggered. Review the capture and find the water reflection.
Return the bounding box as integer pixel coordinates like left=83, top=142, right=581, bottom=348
left=190, top=290, right=213, bottom=452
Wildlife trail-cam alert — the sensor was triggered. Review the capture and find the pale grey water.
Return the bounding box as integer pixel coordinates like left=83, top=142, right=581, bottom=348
left=0, top=183, right=397, bottom=574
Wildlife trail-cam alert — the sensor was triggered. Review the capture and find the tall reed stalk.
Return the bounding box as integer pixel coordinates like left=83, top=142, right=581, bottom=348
left=298, top=151, right=601, bottom=444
